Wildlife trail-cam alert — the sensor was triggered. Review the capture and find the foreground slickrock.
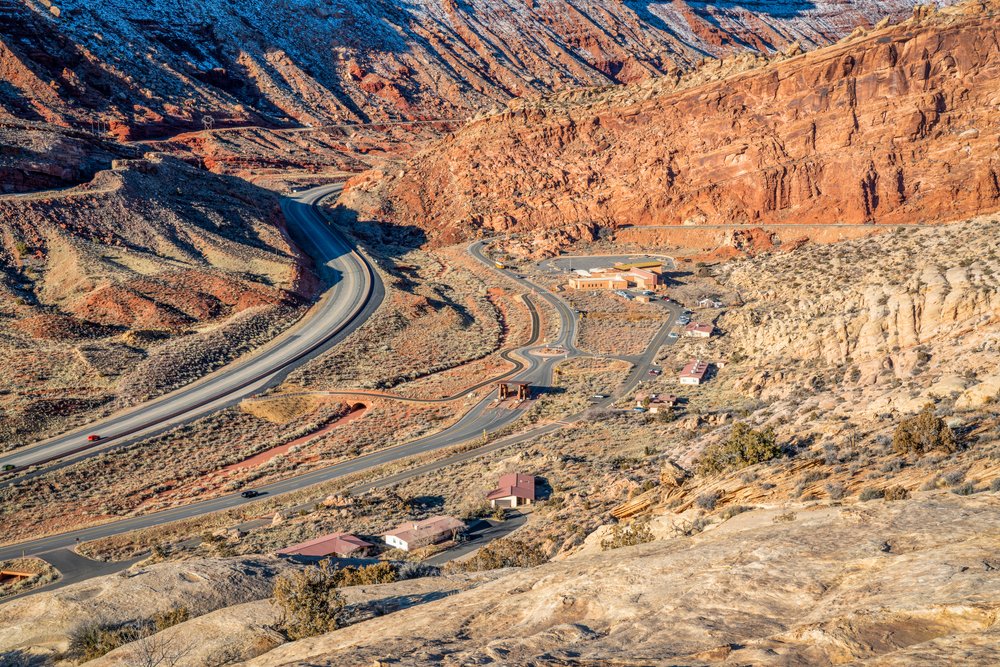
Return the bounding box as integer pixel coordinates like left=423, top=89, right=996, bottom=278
left=345, top=1, right=1000, bottom=246
left=244, top=494, right=1000, bottom=666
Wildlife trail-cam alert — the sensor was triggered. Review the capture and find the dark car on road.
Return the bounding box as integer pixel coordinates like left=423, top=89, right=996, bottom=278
left=240, top=489, right=260, bottom=499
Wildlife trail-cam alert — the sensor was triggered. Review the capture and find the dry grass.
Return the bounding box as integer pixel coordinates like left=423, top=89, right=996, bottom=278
left=240, top=393, right=328, bottom=425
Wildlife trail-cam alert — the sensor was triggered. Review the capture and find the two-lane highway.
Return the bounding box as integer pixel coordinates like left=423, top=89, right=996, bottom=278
left=0, top=183, right=384, bottom=476
left=0, top=235, right=681, bottom=596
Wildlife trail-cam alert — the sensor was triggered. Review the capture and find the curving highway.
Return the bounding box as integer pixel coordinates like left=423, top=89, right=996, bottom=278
left=0, top=183, right=383, bottom=476
left=0, top=230, right=681, bottom=598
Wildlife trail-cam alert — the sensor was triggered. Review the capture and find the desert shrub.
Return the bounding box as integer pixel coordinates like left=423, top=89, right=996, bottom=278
left=942, top=469, right=966, bottom=486
left=694, top=491, right=721, bottom=511
left=698, top=423, right=782, bottom=475
left=991, top=478, right=1000, bottom=493
left=859, top=487, right=885, bottom=502
left=952, top=481, right=977, bottom=496
left=673, top=516, right=711, bottom=537
left=396, top=561, right=440, bottom=580
left=892, top=404, right=957, bottom=456
left=330, top=561, right=397, bottom=587
left=883, top=486, right=910, bottom=501
left=601, top=522, right=654, bottom=550
left=826, top=482, right=846, bottom=500
left=272, top=563, right=346, bottom=640
left=67, top=620, right=140, bottom=662
left=458, top=500, right=495, bottom=521
left=152, top=605, right=190, bottom=632
left=453, top=539, right=548, bottom=572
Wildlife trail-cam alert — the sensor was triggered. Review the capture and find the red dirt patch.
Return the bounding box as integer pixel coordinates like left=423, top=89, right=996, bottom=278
left=220, top=403, right=368, bottom=473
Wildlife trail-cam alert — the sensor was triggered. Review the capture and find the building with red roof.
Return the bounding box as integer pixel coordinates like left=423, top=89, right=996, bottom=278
left=276, top=532, right=374, bottom=559
left=684, top=323, right=715, bottom=338
left=678, top=359, right=710, bottom=385
left=487, top=472, right=537, bottom=508
left=383, top=515, right=465, bottom=552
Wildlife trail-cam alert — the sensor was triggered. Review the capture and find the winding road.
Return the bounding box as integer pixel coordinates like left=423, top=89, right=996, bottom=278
left=0, top=211, right=681, bottom=600
left=0, top=183, right=383, bottom=477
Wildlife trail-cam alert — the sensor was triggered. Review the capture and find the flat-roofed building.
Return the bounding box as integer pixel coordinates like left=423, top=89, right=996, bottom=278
left=568, top=274, right=629, bottom=290
left=567, top=265, right=661, bottom=291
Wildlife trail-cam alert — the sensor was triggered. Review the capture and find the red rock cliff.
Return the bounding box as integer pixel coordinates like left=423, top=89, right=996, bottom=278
left=344, top=2, right=1000, bottom=243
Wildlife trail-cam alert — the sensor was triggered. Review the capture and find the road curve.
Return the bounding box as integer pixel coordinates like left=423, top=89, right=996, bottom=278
left=0, top=239, right=579, bottom=562
left=0, top=183, right=384, bottom=475
left=0, top=239, right=679, bottom=593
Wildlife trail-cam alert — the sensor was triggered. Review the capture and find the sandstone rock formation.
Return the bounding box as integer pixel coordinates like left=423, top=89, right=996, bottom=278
left=344, top=1, right=1000, bottom=246
left=0, top=556, right=292, bottom=660
left=713, top=215, right=1000, bottom=413
left=0, top=0, right=951, bottom=137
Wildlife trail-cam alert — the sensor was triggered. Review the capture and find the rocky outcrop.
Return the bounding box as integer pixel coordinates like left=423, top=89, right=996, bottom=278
left=0, top=0, right=953, bottom=136
left=719, top=217, right=1000, bottom=373
left=345, top=1, right=1000, bottom=245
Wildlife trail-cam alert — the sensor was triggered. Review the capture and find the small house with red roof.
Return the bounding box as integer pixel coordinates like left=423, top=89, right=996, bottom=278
left=679, top=359, right=711, bottom=385
left=276, top=532, right=374, bottom=559
left=487, top=472, right=537, bottom=509
left=684, top=323, right=715, bottom=338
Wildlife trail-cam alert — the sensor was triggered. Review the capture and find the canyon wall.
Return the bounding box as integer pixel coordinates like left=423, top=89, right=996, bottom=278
left=0, top=0, right=952, bottom=137
left=343, top=2, right=1000, bottom=245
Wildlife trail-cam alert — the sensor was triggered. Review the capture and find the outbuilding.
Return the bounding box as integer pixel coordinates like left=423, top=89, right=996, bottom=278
left=684, top=323, right=715, bottom=338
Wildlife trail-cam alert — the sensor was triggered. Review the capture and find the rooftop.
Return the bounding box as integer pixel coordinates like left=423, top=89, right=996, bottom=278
left=487, top=472, right=537, bottom=501
left=385, top=515, right=465, bottom=544
left=276, top=532, right=373, bottom=557
left=680, top=359, right=710, bottom=380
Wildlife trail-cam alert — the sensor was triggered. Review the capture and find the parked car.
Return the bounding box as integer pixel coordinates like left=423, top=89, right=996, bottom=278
left=87, top=434, right=102, bottom=442
left=668, top=332, right=679, bottom=339
left=648, top=369, right=661, bottom=376
left=240, top=489, right=260, bottom=499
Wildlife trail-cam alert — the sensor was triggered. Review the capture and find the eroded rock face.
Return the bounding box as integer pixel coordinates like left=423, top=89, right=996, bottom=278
left=242, top=494, right=1000, bottom=666
left=345, top=2, right=1000, bottom=245
left=718, top=217, right=1000, bottom=374
left=0, top=0, right=952, bottom=136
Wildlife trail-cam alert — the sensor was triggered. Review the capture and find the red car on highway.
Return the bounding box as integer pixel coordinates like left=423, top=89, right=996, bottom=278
left=87, top=434, right=102, bottom=442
